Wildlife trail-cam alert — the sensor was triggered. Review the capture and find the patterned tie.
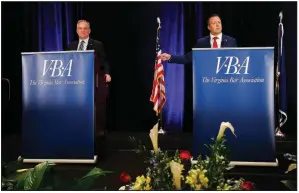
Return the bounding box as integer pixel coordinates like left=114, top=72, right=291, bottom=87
left=213, top=37, right=218, bottom=48
left=78, top=40, right=85, bottom=51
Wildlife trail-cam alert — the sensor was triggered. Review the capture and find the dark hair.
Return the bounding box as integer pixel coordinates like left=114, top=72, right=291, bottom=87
left=207, top=14, right=221, bottom=25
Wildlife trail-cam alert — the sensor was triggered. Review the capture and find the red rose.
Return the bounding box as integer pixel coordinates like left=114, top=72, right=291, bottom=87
left=120, top=172, right=131, bottom=183
left=242, top=181, right=254, bottom=190
left=179, top=150, right=191, bottom=160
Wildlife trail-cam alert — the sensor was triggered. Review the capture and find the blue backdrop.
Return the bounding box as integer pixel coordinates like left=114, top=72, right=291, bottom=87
left=37, top=2, right=81, bottom=51
left=160, top=3, right=185, bottom=131
left=160, top=2, right=202, bottom=131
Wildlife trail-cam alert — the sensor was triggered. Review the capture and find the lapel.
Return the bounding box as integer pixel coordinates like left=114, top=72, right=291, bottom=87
left=86, top=38, right=93, bottom=50
left=72, top=40, right=79, bottom=50
left=221, top=35, right=227, bottom=47
left=203, top=36, right=211, bottom=48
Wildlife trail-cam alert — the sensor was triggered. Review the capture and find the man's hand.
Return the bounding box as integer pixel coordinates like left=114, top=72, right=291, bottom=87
left=161, top=53, right=171, bottom=61
left=105, top=74, right=111, bottom=83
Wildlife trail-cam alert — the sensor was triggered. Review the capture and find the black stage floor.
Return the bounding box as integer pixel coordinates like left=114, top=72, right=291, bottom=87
left=2, top=131, right=297, bottom=190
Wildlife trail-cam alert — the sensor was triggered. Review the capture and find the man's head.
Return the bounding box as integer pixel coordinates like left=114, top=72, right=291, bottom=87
left=76, top=20, right=91, bottom=39
left=207, top=14, right=222, bottom=35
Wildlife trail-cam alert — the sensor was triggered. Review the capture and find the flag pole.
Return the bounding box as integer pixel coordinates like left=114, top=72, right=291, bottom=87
left=275, top=11, right=285, bottom=137
left=156, top=17, right=165, bottom=134
left=158, top=80, right=165, bottom=134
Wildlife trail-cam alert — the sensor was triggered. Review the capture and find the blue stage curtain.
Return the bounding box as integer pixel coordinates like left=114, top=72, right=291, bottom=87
left=37, top=2, right=80, bottom=51
left=195, top=3, right=203, bottom=39
left=160, top=2, right=185, bottom=132
left=160, top=2, right=202, bottom=132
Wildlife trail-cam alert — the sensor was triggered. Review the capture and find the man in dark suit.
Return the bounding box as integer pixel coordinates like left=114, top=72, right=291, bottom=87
left=66, top=20, right=110, bottom=149
left=161, top=14, right=237, bottom=64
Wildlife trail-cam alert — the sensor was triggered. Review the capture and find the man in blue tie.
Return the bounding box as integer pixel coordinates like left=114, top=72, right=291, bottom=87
left=160, top=14, right=237, bottom=64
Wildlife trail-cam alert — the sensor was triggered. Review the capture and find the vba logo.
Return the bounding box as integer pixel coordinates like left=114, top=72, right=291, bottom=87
left=216, top=56, right=250, bottom=74
left=42, top=59, right=73, bottom=77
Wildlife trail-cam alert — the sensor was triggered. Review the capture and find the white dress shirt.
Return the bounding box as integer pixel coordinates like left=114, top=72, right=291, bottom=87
left=210, top=33, right=222, bottom=48
left=77, top=37, right=89, bottom=51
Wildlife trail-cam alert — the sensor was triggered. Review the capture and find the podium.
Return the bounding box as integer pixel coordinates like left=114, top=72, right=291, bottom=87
left=192, top=47, right=278, bottom=166
left=21, top=51, right=97, bottom=164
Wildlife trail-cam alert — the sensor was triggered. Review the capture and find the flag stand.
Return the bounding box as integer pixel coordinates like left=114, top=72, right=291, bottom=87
left=275, top=11, right=286, bottom=138
left=275, top=59, right=284, bottom=138
left=158, top=114, right=165, bottom=134
left=158, top=81, right=166, bottom=135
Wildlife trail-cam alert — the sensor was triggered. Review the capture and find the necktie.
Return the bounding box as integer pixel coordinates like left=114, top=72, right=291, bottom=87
left=78, top=41, right=85, bottom=51
left=213, top=37, right=218, bottom=48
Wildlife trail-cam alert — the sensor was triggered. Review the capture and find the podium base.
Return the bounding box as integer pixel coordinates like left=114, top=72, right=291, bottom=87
left=22, top=155, right=98, bottom=164
left=191, top=158, right=278, bottom=167
left=228, top=158, right=279, bottom=167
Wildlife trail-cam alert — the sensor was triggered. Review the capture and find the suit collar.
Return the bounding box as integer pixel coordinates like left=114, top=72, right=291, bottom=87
left=79, top=37, right=89, bottom=43
left=204, top=34, right=228, bottom=47
left=76, top=37, right=93, bottom=50
left=210, top=33, right=222, bottom=41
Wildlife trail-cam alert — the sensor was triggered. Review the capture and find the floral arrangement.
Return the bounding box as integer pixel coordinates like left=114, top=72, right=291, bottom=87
left=119, top=122, right=255, bottom=191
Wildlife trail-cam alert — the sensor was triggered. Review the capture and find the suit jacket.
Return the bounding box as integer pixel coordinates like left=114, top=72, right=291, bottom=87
left=169, top=34, right=237, bottom=64
left=66, top=38, right=110, bottom=74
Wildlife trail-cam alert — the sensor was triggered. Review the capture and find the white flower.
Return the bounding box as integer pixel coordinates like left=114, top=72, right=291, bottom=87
left=119, top=186, right=126, bottom=190
left=149, top=123, right=159, bottom=153
left=216, top=122, right=237, bottom=140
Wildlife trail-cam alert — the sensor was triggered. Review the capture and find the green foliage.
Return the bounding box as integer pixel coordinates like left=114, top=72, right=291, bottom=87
left=172, top=150, right=182, bottom=164
left=2, top=158, right=112, bottom=191
left=2, top=159, right=55, bottom=191
left=2, top=157, right=26, bottom=190
left=191, top=137, right=246, bottom=190
left=201, top=137, right=230, bottom=189
left=19, top=161, right=54, bottom=190
left=129, top=136, right=151, bottom=162
left=145, top=151, right=173, bottom=190
left=70, top=167, right=113, bottom=190
left=281, top=156, right=297, bottom=191
left=126, top=133, right=248, bottom=191
left=281, top=180, right=297, bottom=191
left=129, top=136, right=174, bottom=190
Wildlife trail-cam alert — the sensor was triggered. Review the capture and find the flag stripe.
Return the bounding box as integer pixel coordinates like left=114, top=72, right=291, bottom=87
left=150, top=27, right=166, bottom=115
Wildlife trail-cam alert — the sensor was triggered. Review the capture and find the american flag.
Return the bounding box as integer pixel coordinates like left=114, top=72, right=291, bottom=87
left=150, top=29, right=166, bottom=115
left=275, top=12, right=287, bottom=136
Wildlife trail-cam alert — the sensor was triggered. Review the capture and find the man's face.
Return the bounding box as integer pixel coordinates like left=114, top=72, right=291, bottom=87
left=76, top=21, right=90, bottom=39
left=208, top=16, right=222, bottom=35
